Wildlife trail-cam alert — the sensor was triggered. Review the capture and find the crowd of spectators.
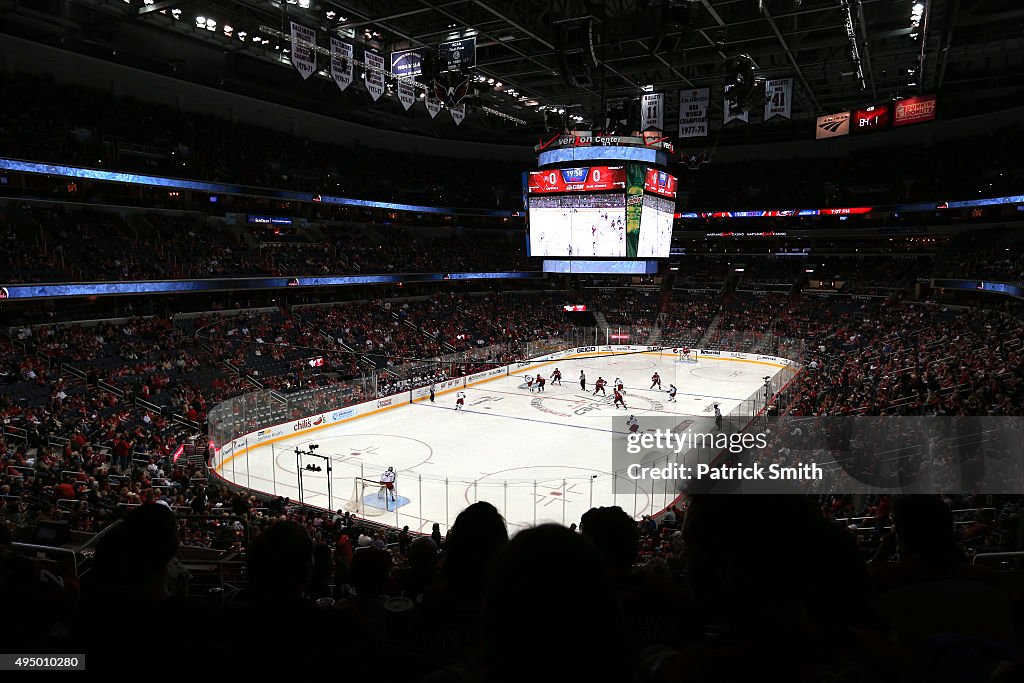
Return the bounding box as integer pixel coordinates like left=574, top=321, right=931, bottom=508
left=682, top=121, right=1024, bottom=209
left=0, top=74, right=527, bottom=209
left=4, top=206, right=535, bottom=283
left=936, top=228, right=1024, bottom=284
left=2, top=490, right=1021, bottom=680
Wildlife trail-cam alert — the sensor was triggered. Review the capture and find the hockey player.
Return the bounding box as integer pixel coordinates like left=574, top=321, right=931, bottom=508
left=714, top=403, right=723, bottom=430
left=379, top=466, right=397, bottom=501
left=429, top=383, right=436, bottom=402
left=667, top=384, right=677, bottom=402
left=535, top=374, right=546, bottom=392
left=579, top=370, right=586, bottom=391
left=614, top=377, right=624, bottom=393
left=613, top=387, right=627, bottom=409
left=525, top=374, right=536, bottom=392
left=651, top=372, right=662, bottom=390
left=626, top=415, right=640, bottom=434
left=593, top=377, right=607, bottom=396
left=550, top=368, right=562, bottom=386
left=455, top=391, right=466, bottom=411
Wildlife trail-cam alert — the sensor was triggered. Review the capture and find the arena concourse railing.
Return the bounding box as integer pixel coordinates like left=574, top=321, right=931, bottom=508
left=205, top=331, right=806, bottom=532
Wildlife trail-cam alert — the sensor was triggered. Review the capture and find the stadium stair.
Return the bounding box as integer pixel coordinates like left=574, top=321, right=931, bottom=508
left=696, top=312, right=723, bottom=348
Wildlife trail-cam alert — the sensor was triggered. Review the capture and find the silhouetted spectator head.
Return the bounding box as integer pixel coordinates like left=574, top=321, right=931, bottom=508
left=350, top=547, right=392, bottom=599
left=893, top=495, right=958, bottom=561
left=683, top=495, right=847, bottom=631
left=93, top=502, right=179, bottom=596
left=407, top=536, right=438, bottom=574
left=475, top=524, right=625, bottom=682
left=247, top=521, right=314, bottom=597
left=580, top=505, right=639, bottom=572
left=442, top=501, right=508, bottom=594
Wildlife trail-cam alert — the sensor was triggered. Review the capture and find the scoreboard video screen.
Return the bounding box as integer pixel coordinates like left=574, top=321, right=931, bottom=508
left=637, top=195, right=675, bottom=258
left=527, top=164, right=676, bottom=258
left=528, top=194, right=627, bottom=257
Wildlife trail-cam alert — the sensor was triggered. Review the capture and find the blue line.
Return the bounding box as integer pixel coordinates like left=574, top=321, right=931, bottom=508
left=413, top=401, right=629, bottom=434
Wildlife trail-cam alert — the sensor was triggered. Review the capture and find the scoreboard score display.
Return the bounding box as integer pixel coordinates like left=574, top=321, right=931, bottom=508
left=527, top=166, right=626, bottom=193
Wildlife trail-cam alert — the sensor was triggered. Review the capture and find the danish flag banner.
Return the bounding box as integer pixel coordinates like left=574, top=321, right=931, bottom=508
left=397, top=80, right=416, bottom=110
left=289, top=22, right=317, bottom=80
left=330, top=38, right=353, bottom=92
left=764, top=78, right=793, bottom=121
left=363, top=49, right=386, bottom=101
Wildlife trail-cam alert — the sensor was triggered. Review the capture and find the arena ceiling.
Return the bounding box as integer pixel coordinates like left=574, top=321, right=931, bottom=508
left=3, top=0, right=1023, bottom=142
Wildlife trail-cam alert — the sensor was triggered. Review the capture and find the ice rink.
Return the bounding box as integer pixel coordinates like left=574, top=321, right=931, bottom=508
left=213, top=351, right=791, bottom=532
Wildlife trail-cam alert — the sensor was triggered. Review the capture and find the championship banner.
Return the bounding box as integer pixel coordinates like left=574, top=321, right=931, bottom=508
left=438, top=37, right=476, bottom=72
left=640, top=93, right=665, bottom=131
left=605, top=96, right=629, bottom=131
left=449, top=103, right=466, bottom=126
left=390, top=48, right=423, bottom=77
left=397, top=80, right=416, bottom=111
left=722, top=85, right=749, bottom=125
left=764, top=78, right=793, bottom=121
left=894, top=94, right=937, bottom=126
left=425, top=96, right=442, bottom=119
left=678, top=88, right=710, bottom=137
left=363, top=49, right=386, bottom=101
left=330, top=38, right=353, bottom=92
left=289, top=22, right=316, bottom=80
left=815, top=111, right=850, bottom=139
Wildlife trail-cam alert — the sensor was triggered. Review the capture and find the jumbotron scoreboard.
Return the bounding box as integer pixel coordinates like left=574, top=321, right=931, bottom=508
left=525, top=134, right=677, bottom=272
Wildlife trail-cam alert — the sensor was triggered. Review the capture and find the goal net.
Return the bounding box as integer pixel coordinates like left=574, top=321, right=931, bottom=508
left=674, top=347, right=697, bottom=363
left=345, top=477, right=398, bottom=517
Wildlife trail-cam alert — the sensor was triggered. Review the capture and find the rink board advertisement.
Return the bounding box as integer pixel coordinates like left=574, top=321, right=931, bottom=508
left=209, top=346, right=792, bottom=473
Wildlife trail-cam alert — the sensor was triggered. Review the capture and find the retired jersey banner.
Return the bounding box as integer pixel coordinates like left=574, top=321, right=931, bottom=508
left=289, top=22, right=317, bottom=80
left=764, top=78, right=793, bottom=121
left=894, top=94, right=937, bottom=126
left=330, top=38, right=353, bottom=92
left=449, top=103, right=466, bottom=126
left=722, top=85, right=749, bottom=125
left=678, top=88, right=710, bottom=137
left=397, top=80, right=416, bottom=110
left=425, top=96, right=442, bottom=119
left=363, top=49, right=386, bottom=101
left=641, top=93, right=665, bottom=131
left=815, top=112, right=850, bottom=139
